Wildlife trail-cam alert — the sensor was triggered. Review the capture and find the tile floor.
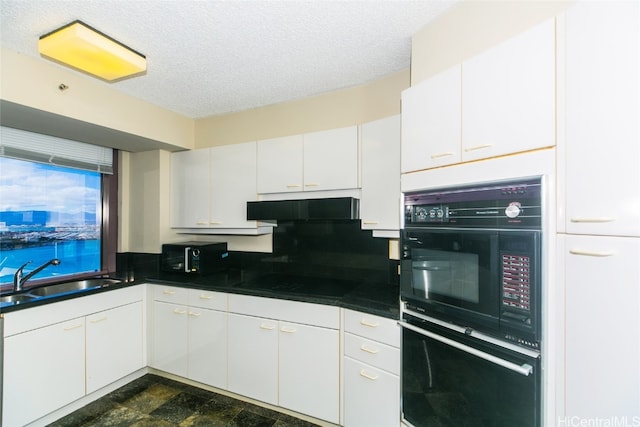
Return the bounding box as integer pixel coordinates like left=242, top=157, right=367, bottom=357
left=48, top=374, right=320, bottom=427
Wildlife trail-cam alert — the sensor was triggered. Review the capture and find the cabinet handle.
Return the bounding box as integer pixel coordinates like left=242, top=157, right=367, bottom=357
left=199, top=294, right=213, bottom=300
left=163, top=290, right=176, bottom=295
left=90, top=316, right=108, bottom=324
left=173, top=308, right=187, bottom=315
left=362, top=220, right=379, bottom=225
left=360, top=344, right=379, bottom=354
left=570, top=217, right=615, bottom=223
left=209, top=221, right=222, bottom=225
left=569, top=249, right=614, bottom=257
left=304, top=183, right=320, bottom=187
left=260, top=323, right=276, bottom=330
left=430, top=151, right=455, bottom=159
left=464, top=144, right=493, bottom=152
left=360, top=319, right=379, bottom=328
left=280, top=326, right=297, bottom=333
left=64, top=323, right=83, bottom=331
left=188, top=311, right=201, bottom=317
left=195, top=221, right=209, bottom=225
left=286, top=184, right=301, bottom=188
left=359, top=370, right=379, bottom=381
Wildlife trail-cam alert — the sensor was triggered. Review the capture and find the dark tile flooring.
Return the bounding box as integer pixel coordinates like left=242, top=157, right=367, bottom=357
left=49, top=374, right=320, bottom=427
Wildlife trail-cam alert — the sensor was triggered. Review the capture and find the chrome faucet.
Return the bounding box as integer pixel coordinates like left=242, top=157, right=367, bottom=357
left=13, top=259, right=61, bottom=292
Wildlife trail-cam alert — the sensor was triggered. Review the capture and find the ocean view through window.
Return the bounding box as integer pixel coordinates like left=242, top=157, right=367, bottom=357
left=0, top=157, right=102, bottom=285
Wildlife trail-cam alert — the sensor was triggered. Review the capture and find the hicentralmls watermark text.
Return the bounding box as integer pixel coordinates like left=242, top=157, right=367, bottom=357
left=558, top=416, right=640, bottom=427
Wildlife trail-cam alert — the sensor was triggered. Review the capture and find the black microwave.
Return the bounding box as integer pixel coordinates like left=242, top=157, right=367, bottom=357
left=161, top=242, right=228, bottom=274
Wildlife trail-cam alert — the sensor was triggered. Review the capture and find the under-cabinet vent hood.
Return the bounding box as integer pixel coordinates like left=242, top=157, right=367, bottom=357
left=247, top=197, right=359, bottom=221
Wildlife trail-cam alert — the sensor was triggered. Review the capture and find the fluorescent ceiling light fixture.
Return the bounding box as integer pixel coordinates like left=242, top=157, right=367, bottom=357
left=38, top=20, right=146, bottom=82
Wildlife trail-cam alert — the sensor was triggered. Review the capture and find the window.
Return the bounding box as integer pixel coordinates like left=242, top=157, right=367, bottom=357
left=0, top=127, right=117, bottom=289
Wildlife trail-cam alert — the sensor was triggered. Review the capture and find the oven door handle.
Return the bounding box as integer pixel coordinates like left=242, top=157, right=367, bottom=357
left=398, top=321, right=534, bottom=377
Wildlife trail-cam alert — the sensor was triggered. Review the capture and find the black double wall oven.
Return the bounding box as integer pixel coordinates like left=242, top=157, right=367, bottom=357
left=399, top=178, right=543, bottom=427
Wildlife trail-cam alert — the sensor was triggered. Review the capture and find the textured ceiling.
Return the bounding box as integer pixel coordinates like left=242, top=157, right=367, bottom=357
left=0, top=0, right=457, bottom=119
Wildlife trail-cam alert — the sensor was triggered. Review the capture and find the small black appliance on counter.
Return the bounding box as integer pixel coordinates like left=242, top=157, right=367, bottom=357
left=161, top=241, right=228, bottom=274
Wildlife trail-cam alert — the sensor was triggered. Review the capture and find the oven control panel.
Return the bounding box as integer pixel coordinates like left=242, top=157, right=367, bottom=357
left=502, top=253, right=531, bottom=312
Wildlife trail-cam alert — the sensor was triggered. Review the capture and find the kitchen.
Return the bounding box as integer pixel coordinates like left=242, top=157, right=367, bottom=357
left=1, top=1, right=639, bottom=426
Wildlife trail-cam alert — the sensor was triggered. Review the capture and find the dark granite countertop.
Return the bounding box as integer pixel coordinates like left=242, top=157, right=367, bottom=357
left=147, top=270, right=400, bottom=320
left=1, top=271, right=400, bottom=320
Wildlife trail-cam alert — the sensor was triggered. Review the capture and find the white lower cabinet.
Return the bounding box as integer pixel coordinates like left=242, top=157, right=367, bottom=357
left=86, top=301, right=144, bottom=393
left=563, top=234, right=640, bottom=418
left=150, top=286, right=228, bottom=389
left=2, top=286, right=144, bottom=426
left=227, top=312, right=279, bottom=405
left=279, top=321, right=339, bottom=422
left=227, top=294, right=340, bottom=423
left=3, top=317, right=86, bottom=427
left=342, top=309, right=400, bottom=427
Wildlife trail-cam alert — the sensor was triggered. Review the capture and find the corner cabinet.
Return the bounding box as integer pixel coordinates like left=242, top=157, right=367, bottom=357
left=171, top=142, right=272, bottom=234
left=360, top=115, right=401, bottom=236
left=257, top=126, right=359, bottom=194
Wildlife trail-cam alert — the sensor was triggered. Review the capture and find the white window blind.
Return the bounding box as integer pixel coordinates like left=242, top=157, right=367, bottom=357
left=0, top=126, right=113, bottom=174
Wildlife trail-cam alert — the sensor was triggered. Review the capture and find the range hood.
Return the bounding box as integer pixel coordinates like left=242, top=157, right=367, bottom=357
left=247, top=197, right=359, bottom=221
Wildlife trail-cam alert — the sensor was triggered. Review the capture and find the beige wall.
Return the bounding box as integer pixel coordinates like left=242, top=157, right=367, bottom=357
left=194, top=69, right=408, bottom=148
left=0, top=47, right=194, bottom=151
left=411, top=0, right=574, bottom=84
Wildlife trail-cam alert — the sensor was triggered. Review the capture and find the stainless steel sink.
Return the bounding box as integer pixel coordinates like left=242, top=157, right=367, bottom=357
left=28, top=278, right=122, bottom=297
left=0, top=293, right=39, bottom=304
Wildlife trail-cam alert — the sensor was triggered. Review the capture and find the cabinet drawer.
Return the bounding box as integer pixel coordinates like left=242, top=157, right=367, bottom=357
left=344, top=309, right=400, bottom=348
left=187, top=289, right=227, bottom=311
left=153, top=285, right=188, bottom=304
left=344, top=332, right=400, bottom=375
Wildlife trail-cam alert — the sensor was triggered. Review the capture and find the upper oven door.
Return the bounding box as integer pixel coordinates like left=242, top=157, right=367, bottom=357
left=401, top=228, right=501, bottom=330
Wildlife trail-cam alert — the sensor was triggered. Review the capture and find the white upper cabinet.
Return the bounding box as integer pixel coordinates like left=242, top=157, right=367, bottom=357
left=462, top=18, right=556, bottom=161
left=171, top=143, right=268, bottom=233
left=209, top=141, right=259, bottom=229
left=171, top=148, right=210, bottom=228
left=257, top=126, right=359, bottom=194
left=401, top=65, right=462, bottom=173
left=561, top=0, right=639, bottom=237
left=303, top=126, right=359, bottom=192
left=256, top=134, right=304, bottom=193
left=360, top=115, right=401, bottom=235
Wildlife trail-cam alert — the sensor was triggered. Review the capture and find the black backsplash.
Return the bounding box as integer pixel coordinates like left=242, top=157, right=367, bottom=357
left=118, top=220, right=396, bottom=285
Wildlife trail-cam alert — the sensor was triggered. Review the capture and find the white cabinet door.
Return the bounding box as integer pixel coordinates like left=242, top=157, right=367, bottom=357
left=227, top=312, right=278, bottom=405
left=401, top=65, right=462, bottom=173
left=187, top=307, right=228, bottom=389
left=564, top=234, right=640, bottom=418
left=279, top=321, right=340, bottom=424
left=303, top=126, right=359, bottom=191
left=462, top=18, right=555, bottom=161
left=151, top=301, right=188, bottom=377
left=86, top=301, right=144, bottom=393
left=343, top=357, right=400, bottom=427
left=170, top=148, right=211, bottom=228
left=257, top=134, right=304, bottom=193
left=563, top=0, right=639, bottom=237
left=3, top=318, right=85, bottom=427
left=210, top=141, right=260, bottom=229
left=360, top=115, right=401, bottom=234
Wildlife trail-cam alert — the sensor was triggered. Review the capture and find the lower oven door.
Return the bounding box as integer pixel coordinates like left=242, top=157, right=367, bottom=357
left=399, top=316, right=541, bottom=427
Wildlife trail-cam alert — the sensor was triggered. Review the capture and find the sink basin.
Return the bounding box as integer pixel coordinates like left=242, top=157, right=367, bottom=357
left=28, top=278, right=122, bottom=297
left=0, top=293, right=39, bottom=304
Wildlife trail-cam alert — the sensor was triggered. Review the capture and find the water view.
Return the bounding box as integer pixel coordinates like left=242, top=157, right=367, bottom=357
left=0, top=157, right=102, bottom=285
